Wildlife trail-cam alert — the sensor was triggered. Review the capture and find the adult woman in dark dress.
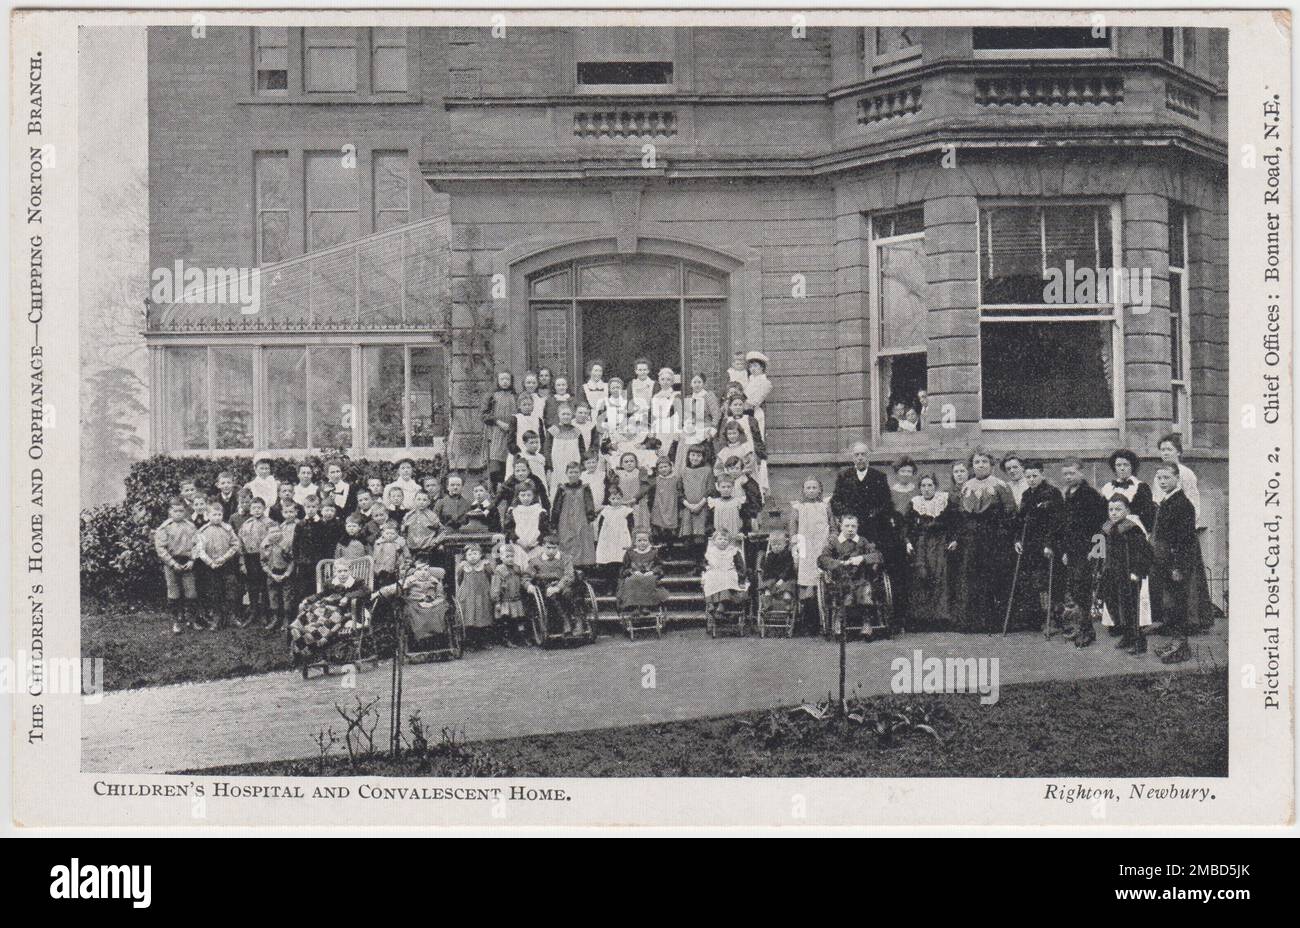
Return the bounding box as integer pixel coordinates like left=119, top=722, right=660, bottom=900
left=905, top=473, right=956, bottom=630
left=948, top=448, right=1017, bottom=632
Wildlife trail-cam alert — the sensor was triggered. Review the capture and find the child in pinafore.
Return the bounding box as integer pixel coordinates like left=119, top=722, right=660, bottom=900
left=594, top=487, right=635, bottom=578
left=648, top=458, right=680, bottom=548
left=491, top=540, right=528, bottom=646
left=551, top=461, right=598, bottom=566
left=708, top=476, right=748, bottom=539
left=677, top=444, right=714, bottom=556
left=580, top=452, right=607, bottom=512
left=618, top=529, right=669, bottom=616
left=702, top=528, right=747, bottom=619
left=505, top=484, right=549, bottom=552
left=456, top=542, right=495, bottom=648
left=612, top=451, right=651, bottom=532
left=790, top=477, right=831, bottom=612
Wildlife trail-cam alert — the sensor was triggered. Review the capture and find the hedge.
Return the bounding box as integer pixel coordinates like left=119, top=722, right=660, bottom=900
left=81, top=452, right=445, bottom=602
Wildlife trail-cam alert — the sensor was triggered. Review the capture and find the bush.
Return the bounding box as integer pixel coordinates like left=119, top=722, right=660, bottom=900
left=82, top=452, right=445, bottom=602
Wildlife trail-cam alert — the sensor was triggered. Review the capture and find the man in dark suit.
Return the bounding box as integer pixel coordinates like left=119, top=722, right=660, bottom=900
left=1057, top=459, right=1108, bottom=644
left=830, top=441, right=900, bottom=598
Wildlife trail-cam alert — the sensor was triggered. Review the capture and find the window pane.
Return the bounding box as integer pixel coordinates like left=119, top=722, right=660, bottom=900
left=981, top=206, right=1042, bottom=304
left=267, top=347, right=307, bottom=448
left=304, top=29, right=357, bottom=92
left=1162, top=28, right=1177, bottom=62
left=164, top=348, right=208, bottom=450
left=1168, top=203, right=1186, bottom=267
left=686, top=299, right=724, bottom=390
left=578, top=260, right=679, bottom=297
left=972, top=28, right=1111, bottom=50
left=686, top=270, right=726, bottom=296
left=531, top=269, right=572, bottom=298
left=309, top=249, right=357, bottom=324
left=876, top=27, right=920, bottom=55
left=373, top=151, right=409, bottom=213
left=310, top=347, right=353, bottom=449
left=308, top=211, right=360, bottom=251
left=306, top=152, right=358, bottom=210
left=373, top=47, right=408, bottom=93
left=879, top=237, right=927, bottom=349
left=577, top=61, right=673, bottom=85
left=410, top=347, right=448, bottom=444
left=981, top=321, right=1114, bottom=419
left=532, top=303, right=571, bottom=378
left=1044, top=205, right=1108, bottom=287
left=258, top=212, right=289, bottom=265
left=212, top=347, right=254, bottom=449
left=880, top=352, right=927, bottom=420
left=403, top=222, right=440, bottom=326
left=365, top=346, right=406, bottom=447
left=255, top=27, right=288, bottom=95
left=358, top=237, right=404, bottom=325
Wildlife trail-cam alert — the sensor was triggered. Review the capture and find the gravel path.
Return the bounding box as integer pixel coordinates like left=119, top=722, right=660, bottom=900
left=82, top=628, right=1227, bottom=773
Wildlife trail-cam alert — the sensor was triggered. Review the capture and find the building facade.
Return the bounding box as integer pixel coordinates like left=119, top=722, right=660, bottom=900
left=146, top=24, right=1229, bottom=573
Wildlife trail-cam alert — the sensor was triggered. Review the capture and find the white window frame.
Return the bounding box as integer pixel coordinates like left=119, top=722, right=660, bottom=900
left=305, top=150, right=361, bottom=251
left=1168, top=204, right=1193, bottom=443
left=303, top=28, right=359, bottom=94
left=976, top=198, right=1124, bottom=431
left=254, top=27, right=289, bottom=97
left=971, top=26, right=1117, bottom=60
left=254, top=151, right=290, bottom=266
left=155, top=338, right=448, bottom=456
left=244, top=27, right=417, bottom=103
left=868, top=213, right=927, bottom=439
left=573, top=28, right=677, bottom=96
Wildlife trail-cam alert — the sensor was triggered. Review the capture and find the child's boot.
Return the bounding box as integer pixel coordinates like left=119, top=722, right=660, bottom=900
left=171, top=601, right=183, bottom=635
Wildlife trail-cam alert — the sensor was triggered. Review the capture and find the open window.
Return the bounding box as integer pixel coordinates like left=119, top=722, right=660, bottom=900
left=870, top=207, right=927, bottom=436
left=972, top=27, right=1114, bottom=58
left=574, top=27, right=676, bottom=94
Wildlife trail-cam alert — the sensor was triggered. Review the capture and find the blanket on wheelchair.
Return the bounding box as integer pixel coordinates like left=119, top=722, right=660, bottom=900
left=290, top=588, right=365, bottom=658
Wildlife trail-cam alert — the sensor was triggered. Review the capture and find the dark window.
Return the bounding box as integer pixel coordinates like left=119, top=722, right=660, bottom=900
left=981, top=321, right=1114, bottom=419
left=873, top=206, right=925, bottom=239
left=972, top=28, right=1111, bottom=51
left=577, top=61, right=674, bottom=85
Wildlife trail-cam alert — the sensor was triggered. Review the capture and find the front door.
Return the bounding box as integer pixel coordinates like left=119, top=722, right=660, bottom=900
left=580, top=299, right=681, bottom=384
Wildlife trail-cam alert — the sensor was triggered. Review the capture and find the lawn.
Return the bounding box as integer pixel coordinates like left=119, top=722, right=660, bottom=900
left=185, top=669, right=1228, bottom=778
left=82, top=597, right=293, bottom=691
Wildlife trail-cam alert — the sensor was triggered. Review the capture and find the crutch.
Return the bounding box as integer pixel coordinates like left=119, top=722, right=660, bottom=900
left=1042, top=555, right=1056, bottom=638
left=1002, top=517, right=1030, bottom=636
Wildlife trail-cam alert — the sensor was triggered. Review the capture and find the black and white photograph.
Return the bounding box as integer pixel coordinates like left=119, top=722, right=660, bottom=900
left=8, top=8, right=1292, bottom=829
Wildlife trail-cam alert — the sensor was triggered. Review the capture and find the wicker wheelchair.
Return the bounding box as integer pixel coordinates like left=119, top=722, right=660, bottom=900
left=293, top=557, right=379, bottom=680
left=755, top=549, right=799, bottom=638
left=705, top=546, right=751, bottom=638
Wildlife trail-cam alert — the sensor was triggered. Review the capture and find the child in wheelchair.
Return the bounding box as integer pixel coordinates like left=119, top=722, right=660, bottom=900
left=758, top=529, right=798, bottom=615
left=817, top=514, right=887, bottom=638
left=702, top=528, right=747, bottom=619
left=525, top=534, right=587, bottom=637
left=617, top=528, right=670, bottom=619
left=372, top=557, right=453, bottom=652
left=289, top=558, right=368, bottom=663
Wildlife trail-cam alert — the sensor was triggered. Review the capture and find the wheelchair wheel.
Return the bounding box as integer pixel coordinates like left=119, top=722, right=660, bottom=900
left=527, top=587, right=548, bottom=646
left=447, top=600, right=465, bottom=659
left=582, top=580, right=600, bottom=644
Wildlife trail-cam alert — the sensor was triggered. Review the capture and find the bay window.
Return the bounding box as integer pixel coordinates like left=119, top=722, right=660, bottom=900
left=978, top=201, right=1121, bottom=425
left=158, top=342, right=447, bottom=453
left=1168, top=202, right=1192, bottom=437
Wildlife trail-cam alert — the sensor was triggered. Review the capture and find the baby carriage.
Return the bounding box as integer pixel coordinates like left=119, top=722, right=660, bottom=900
left=755, top=544, right=799, bottom=638
left=291, top=557, right=377, bottom=680
left=816, top=541, right=893, bottom=640
left=377, top=562, right=467, bottom=663
left=525, top=570, right=600, bottom=647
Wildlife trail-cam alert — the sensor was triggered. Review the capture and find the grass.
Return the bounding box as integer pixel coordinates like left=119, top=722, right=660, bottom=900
left=82, top=597, right=293, bottom=691
left=185, top=669, right=1228, bottom=778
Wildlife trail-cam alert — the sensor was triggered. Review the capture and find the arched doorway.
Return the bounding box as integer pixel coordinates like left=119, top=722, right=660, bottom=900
left=526, top=255, right=729, bottom=386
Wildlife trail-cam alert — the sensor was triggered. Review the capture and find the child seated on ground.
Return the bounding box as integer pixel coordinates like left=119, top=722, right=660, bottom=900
left=456, top=542, right=496, bottom=648
left=758, top=529, right=798, bottom=615
left=702, top=528, right=747, bottom=619
left=373, top=560, right=450, bottom=649
left=526, top=534, right=586, bottom=637
left=617, top=529, right=669, bottom=618
left=491, top=539, right=528, bottom=647
left=290, top=558, right=368, bottom=661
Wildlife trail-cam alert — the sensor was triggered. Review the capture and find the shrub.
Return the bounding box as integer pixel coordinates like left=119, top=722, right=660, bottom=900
left=81, top=452, right=445, bottom=602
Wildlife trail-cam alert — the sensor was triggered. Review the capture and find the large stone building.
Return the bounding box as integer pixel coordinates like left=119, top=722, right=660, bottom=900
left=146, top=24, right=1229, bottom=575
